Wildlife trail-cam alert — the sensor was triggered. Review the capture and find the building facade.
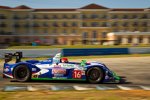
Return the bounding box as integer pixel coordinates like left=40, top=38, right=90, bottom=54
left=0, top=4, right=150, bottom=45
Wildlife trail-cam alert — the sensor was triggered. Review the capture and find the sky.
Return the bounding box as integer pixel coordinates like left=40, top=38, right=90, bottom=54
left=0, top=0, right=150, bottom=8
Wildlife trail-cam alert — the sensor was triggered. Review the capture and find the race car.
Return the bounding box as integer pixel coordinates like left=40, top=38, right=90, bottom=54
left=3, top=52, right=121, bottom=84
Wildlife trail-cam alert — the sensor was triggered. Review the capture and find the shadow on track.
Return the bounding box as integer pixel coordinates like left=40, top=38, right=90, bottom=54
left=10, top=76, right=131, bottom=85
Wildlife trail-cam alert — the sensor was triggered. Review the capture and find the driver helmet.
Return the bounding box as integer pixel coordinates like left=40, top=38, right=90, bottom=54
left=61, top=58, right=68, bottom=63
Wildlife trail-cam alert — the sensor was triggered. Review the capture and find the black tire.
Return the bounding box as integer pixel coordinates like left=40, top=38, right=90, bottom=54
left=86, top=67, right=104, bottom=84
left=13, top=65, right=31, bottom=82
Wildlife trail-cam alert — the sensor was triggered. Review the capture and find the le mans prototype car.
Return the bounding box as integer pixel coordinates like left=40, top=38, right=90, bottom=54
left=3, top=52, right=121, bottom=84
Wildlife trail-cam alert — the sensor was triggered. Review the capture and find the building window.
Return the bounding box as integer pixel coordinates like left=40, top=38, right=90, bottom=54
left=82, top=14, right=87, bottom=19
left=112, top=15, right=118, bottom=19
left=0, top=22, right=7, bottom=27
left=13, top=15, right=20, bottom=19
left=102, top=22, right=107, bottom=27
left=102, top=32, right=107, bottom=38
left=123, top=15, right=128, bottom=19
left=72, top=22, right=77, bottom=27
left=62, top=14, right=68, bottom=19
left=139, top=36, right=143, bottom=43
left=14, top=23, right=20, bottom=28
left=62, top=29, right=67, bottom=34
left=43, top=22, right=48, bottom=27
left=72, top=14, right=77, bottom=19
left=142, top=22, right=148, bottom=27
left=91, top=14, right=98, bottom=19
left=52, top=22, right=59, bottom=27
left=128, top=37, right=132, bottom=43
left=82, top=22, right=87, bottom=27
left=72, top=29, right=77, bottom=34
left=52, top=15, right=58, bottom=19
left=33, top=23, right=39, bottom=27
left=91, top=22, right=99, bottom=27
left=92, top=31, right=97, bottom=39
left=62, top=22, right=68, bottom=27
left=101, top=14, right=107, bottom=19
left=33, top=15, right=37, bottom=19
left=24, top=14, right=30, bottom=19
left=117, top=36, right=122, bottom=44
left=43, top=15, right=49, bottom=19
left=0, top=14, right=6, bottom=19
left=132, top=22, right=138, bottom=26
left=141, top=14, right=148, bottom=19
left=133, top=28, right=138, bottom=32
left=122, top=22, right=128, bottom=27
left=82, top=32, right=88, bottom=38
left=112, top=22, right=118, bottom=27
left=132, top=15, right=138, bottom=19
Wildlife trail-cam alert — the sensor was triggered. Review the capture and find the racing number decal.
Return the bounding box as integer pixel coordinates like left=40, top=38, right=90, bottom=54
left=73, top=70, right=82, bottom=79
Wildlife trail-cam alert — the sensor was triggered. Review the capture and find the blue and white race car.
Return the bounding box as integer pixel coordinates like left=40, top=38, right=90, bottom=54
left=3, top=52, right=121, bottom=84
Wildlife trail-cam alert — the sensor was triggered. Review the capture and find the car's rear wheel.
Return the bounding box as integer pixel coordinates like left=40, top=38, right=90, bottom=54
left=13, top=65, right=31, bottom=82
left=86, top=67, right=104, bottom=84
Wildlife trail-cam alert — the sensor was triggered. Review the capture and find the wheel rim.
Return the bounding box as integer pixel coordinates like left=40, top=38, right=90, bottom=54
left=89, top=69, right=101, bottom=81
left=16, top=67, right=28, bottom=79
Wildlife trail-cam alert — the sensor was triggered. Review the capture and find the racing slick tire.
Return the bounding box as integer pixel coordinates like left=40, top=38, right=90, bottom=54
left=13, top=64, right=31, bottom=82
left=86, top=67, right=104, bottom=84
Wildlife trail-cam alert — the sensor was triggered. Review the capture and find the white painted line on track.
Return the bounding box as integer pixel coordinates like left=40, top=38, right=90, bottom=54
left=73, top=85, right=94, bottom=90
left=27, top=86, right=39, bottom=91
left=96, top=86, right=117, bottom=90
left=117, top=85, right=134, bottom=90
left=140, top=86, right=150, bottom=90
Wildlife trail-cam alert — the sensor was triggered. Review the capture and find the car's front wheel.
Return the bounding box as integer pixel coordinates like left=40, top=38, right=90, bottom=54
left=86, top=67, right=104, bottom=84
left=13, top=65, right=31, bottom=82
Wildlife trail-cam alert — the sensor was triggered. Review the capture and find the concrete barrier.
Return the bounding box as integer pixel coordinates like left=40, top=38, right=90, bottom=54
left=129, top=47, right=150, bottom=54
left=0, top=49, right=61, bottom=58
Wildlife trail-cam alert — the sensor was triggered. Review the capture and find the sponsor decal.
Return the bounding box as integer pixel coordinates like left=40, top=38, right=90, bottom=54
left=52, top=67, right=66, bottom=74
left=32, top=74, right=38, bottom=78
left=73, top=70, right=82, bottom=79
left=54, top=65, right=61, bottom=67
left=81, top=70, right=85, bottom=75
left=53, top=74, right=64, bottom=77
left=62, top=64, right=76, bottom=68
left=4, top=68, right=9, bottom=72
left=52, top=77, right=67, bottom=79
left=32, top=68, right=36, bottom=71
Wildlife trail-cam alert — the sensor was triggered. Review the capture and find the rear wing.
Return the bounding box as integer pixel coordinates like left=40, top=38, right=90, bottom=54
left=4, top=52, right=22, bottom=63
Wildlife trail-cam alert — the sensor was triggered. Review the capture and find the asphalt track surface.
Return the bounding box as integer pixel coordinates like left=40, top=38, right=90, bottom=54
left=0, top=57, right=150, bottom=88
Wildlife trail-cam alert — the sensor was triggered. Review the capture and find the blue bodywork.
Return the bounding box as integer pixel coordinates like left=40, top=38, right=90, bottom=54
left=3, top=54, right=120, bottom=83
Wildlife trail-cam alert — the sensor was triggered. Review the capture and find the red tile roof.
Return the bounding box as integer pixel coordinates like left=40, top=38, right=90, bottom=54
left=34, top=9, right=76, bottom=11
left=111, top=8, right=145, bottom=11
left=0, top=5, right=11, bottom=9
left=80, top=3, right=108, bottom=9
left=12, top=5, right=31, bottom=9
